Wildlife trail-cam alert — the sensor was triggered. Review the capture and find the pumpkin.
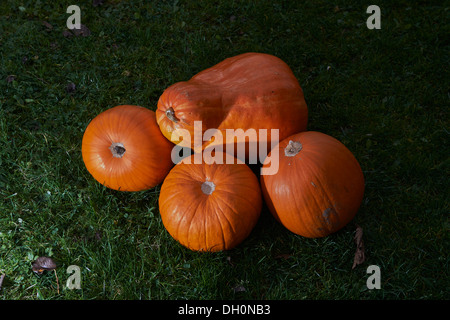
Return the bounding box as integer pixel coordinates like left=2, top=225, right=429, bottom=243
left=159, top=152, right=262, bottom=252
left=82, top=105, right=174, bottom=191
left=260, top=131, right=364, bottom=238
left=156, top=52, right=308, bottom=158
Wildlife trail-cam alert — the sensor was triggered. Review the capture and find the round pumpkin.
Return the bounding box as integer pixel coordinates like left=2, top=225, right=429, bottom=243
left=159, top=152, right=262, bottom=252
left=260, top=131, right=365, bottom=238
left=82, top=105, right=174, bottom=191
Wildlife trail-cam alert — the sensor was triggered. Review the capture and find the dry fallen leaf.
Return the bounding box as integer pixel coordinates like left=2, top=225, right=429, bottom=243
left=93, top=0, right=104, bottom=7
left=63, top=24, right=91, bottom=38
left=352, top=225, right=365, bottom=269
left=274, top=253, right=292, bottom=260
left=62, top=30, right=73, bottom=38
left=72, top=24, right=91, bottom=37
left=6, top=75, right=16, bottom=83
left=66, top=82, right=76, bottom=94
left=31, top=256, right=57, bottom=274
left=232, top=285, right=246, bottom=293
left=31, top=256, right=60, bottom=294
left=42, top=21, right=53, bottom=31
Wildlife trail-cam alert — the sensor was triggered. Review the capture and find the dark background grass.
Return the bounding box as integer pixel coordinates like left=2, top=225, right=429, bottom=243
left=0, top=0, right=448, bottom=300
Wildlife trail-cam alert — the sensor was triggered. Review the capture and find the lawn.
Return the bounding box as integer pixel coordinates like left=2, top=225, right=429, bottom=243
left=0, top=0, right=448, bottom=301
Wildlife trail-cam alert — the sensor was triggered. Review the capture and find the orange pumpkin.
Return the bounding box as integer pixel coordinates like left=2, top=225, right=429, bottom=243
left=260, top=131, right=365, bottom=238
left=156, top=52, right=308, bottom=157
left=159, top=152, right=262, bottom=252
left=82, top=105, right=174, bottom=191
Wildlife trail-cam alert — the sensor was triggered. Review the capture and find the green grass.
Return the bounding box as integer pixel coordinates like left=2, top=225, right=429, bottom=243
left=0, top=0, right=448, bottom=300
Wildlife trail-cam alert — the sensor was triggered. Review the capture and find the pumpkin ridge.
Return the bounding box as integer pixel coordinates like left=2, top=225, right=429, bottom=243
left=159, top=187, right=181, bottom=208
left=208, top=197, right=233, bottom=250
left=118, top=118, right=162, bottom=144
left=184, top=195, right=209, bottom=249
left=186, top=163, right=208, bottom=183
left=304, top=138, right=351, bottom=234
left=297, top=158, right=333, bottom=236
left=294, top=145, right=340, bottom=237
left=214, top=187, right=261, bottom=214
left=286, top=160, right=312, bottom=236
left=215, top=180, right=257, bottom=189
left=166, top=169, right=197, bottom=184
left=109, top=106, right=148, bottom=140
left=131, top=161, right=164, bottom=189
left=210, top=194, right=240, bottom=242
left=213, top=190, right=245, bottom=219
left=172, top=192, right=203, bottom=246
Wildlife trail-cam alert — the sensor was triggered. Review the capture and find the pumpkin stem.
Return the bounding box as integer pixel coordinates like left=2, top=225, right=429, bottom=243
left=166, top=107, right=180, bottom=123
left=284, top=140, right=302, bottom=157
left=109, top=142, right=126, bottom=158
left=201, top=181, right=215, bottom=195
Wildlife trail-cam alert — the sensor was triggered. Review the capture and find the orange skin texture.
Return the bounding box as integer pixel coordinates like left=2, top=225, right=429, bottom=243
left=82, top=105, right=174, bottom=191
left=261, top=131, right=365, bottom=238
left=156, top=52, right=308, bottom=154
left=159, top=153, right=262, bottom=252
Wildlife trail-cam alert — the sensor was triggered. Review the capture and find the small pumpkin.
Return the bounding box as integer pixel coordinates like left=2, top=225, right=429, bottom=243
left=159, top=152, right=262, bottom=252
left=156, top=52, right=308, bottom=156
left=260, top=131, right=365, bottom=238
left=82, top=105, right=174, bottom=191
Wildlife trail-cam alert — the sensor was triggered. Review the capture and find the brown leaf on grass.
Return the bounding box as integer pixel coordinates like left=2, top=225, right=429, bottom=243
left=63, top=24, right=91, bottom=38
left=72, top=24, right=91, bottom=37
left=31, top=256, right=60, bottom=294
left=31, top=256, right=57, bottom=274
left=62, top=30, right=73, bottom=38
left=32, top=256, right=56, bottom=274
left=274, top=253, right=292, bottom=260
left=93, top=0, right=104, bottom=7
left=6, top=75, right=16, bottom=83
left=352, top=225, right=365, bottom=269
left=42, top=21, right=53, bottom=31
left=232, top=285, right=246, bottom=293
left=66, top=82, right=76, bottom=94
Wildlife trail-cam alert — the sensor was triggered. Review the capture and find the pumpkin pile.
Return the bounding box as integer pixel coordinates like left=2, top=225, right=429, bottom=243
left=82, top=105, right=173, bottom=191
left=82, top=52, right=364, bottom=252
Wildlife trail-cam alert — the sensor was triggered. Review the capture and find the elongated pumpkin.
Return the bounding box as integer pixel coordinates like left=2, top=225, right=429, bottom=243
left=260, top=131, right=365, bottom=238
left=156, top=52, right=308, bottom=158
left=82, top=105, right=174, bottom=191
left=159, top=152, right=262, bottom=252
